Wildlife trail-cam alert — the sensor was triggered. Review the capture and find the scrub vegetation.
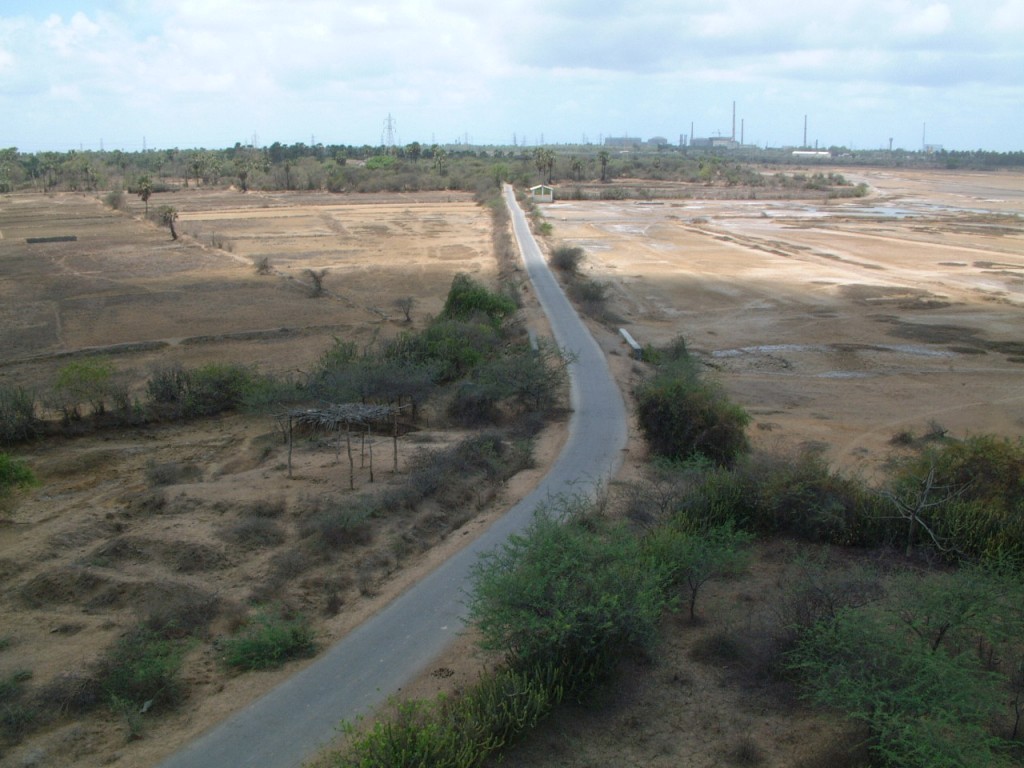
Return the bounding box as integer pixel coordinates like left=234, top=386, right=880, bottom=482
left=323, top=336, right=1024, bottom=768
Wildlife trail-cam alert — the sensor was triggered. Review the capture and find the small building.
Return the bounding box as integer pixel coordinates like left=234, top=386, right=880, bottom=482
left=529, top=184, right=554, bottom=203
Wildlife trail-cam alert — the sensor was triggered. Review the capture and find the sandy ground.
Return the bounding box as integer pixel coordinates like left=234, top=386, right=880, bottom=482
left=1, top=169, right=1022, bottom=767
left=548, top=167, right=1024, bottom=479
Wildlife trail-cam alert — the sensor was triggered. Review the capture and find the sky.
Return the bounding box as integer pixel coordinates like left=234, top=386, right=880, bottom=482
left=1, top=1, right=1022, bottom=154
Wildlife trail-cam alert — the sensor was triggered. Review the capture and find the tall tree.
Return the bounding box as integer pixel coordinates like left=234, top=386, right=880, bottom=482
left=533, top=147, right=555, bottom=184
left=598, top=150, right=610, bottom=183
left=570, top=155, right=584, bottom=182
left=137, top=175, right=153, bottom=216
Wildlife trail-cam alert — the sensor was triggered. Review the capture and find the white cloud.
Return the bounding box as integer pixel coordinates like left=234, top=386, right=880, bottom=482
left=895, top=3, right=953, bottom=36
left=0, top=0, right=1021, bottom=151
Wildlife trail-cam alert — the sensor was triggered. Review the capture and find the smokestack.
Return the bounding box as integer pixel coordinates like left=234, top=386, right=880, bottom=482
left=732, top=101, right=736, bottom=140
left=803, top=115, right=808, bottom=147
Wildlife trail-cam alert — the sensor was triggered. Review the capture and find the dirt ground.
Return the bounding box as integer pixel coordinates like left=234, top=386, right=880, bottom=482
left=553, top=167, right=1024, bottom=478
left=1, top=169, right=1022, bottom=767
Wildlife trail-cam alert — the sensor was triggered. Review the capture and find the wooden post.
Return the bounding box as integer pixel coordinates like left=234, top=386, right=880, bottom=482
left=368, top=436, right=374, bottom=483
left=360, top=430, right=366, bottom=468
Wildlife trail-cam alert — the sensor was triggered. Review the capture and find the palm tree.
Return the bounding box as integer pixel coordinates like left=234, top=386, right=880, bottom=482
left=533, top=147, right=555, bottom=184
left=570, top=155, right=584, bottom=182
left=137, top=175, right=153, bottom=216
left=598, top=150, right=610, bottom=183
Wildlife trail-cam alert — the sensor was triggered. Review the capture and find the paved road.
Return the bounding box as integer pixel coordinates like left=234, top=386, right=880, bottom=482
left=157, top=186, right=628, bottom=768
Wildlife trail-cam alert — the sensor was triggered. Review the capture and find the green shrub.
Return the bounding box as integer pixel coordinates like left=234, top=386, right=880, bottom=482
left=183, top=363, right=253, bottom=416
left=635, top=374, right=750, bottom=468
left=0, top=384, right=40, bottom=445
left=468, top=507, right=671, bottom=695
left=335, top=664, right=565, bottom=768
left=788, top=567, right=1024, bottom=768
left=53, top=358, right=117, bottom=421
left=95, top=627, right=188, bottom=711
left=734, top=451, right=884, bottom=544
left=634, top=339, right=749, bottom=467
left=404, top=319, right=502, bottom=382
left=448, top=380, right=502, bottom=426
left=240, top=372, right=307, bottom=412
left=146, top=363, right=253, bottom=418
left=644, top=521, right=753, bottom=620
left=221, top=605, right=315, bottom=670
left=887, top=436, right=1024, bottom=565
left=0, top=452, right=36, bottom=495
left=441, top=273, right=516, bottom=325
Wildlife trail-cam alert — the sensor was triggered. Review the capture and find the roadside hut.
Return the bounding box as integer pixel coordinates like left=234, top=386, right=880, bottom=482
left=529, top=184, right=554, bottom=203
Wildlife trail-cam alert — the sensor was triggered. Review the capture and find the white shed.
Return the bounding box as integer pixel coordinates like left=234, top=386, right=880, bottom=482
left=529, top=184, right=554, bottom=203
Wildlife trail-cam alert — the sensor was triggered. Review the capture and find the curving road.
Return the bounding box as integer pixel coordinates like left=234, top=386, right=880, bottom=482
left=157, top=185, right=628, bottom=768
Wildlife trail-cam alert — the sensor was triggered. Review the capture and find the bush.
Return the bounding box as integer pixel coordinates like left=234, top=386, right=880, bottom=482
left=0, top=384, right=40, bottom=446
left=95, top=627, right=188, bottom=712
left=550, top=245, right=584, bottom=274
left=733, top=450, right=883, bottom=544
left=635, top=373, right=750, bottom=468
left=0, top=453, right=35, bottom=495
left=299, top=505, right=374, bottom=554
left=221, top=605, right=315, bottom=670
left=441, top=273, right=517, bottom=325
left=219, top=517, right=286, bottom=549
left=644, top=521, right=753, bottom=620
left=886, top=436, right=1024, bottom=565
left=787, top=567, right=1024, bottom=768
left=146, top=363, right=254, bottom=418
left=404, top=319, right=502, bottom=382
left=334, top=664, right=565, bottom=767
left=468, top=507, right=671, bottom=695
left=104, top=189, right=126, bottom=210
left=52, top=358, right=117, bottom=421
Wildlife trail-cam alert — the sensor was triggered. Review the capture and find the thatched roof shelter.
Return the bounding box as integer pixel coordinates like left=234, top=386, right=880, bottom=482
left=284, top=403, right=406, bottom=484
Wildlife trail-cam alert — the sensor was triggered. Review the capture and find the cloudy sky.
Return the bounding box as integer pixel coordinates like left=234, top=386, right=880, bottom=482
left=2, top=1, right=1022, bottom=153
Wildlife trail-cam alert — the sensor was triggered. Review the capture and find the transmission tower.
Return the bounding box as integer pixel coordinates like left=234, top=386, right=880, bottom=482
left=381, top=113, right=397, bottom=150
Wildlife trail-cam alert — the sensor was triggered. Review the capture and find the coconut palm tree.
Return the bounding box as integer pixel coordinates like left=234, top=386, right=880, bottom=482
left=137, top=175, right=153, bottom=216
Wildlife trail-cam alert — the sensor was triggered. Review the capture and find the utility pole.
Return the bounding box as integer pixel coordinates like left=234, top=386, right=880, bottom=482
left=382, top=113, right=397, bottom=150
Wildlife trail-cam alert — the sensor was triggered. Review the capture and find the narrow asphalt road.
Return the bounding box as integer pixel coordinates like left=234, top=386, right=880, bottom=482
left=156, top=185, right=628, bottom=768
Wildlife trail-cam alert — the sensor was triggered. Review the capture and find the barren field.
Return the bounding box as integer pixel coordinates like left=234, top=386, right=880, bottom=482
left=553, top=167, right=1024, bottom=477
left=1, top=169, right=1023, bottom=768
left=0, top=188, right=522, bottom=767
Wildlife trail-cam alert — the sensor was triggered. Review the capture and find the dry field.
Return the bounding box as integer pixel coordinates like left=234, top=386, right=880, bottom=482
left=1, top=168, right=1022, bottom=768
left=554, top=167, right=1024, bottom=477
left=0, top=188, right=524, bottom=767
